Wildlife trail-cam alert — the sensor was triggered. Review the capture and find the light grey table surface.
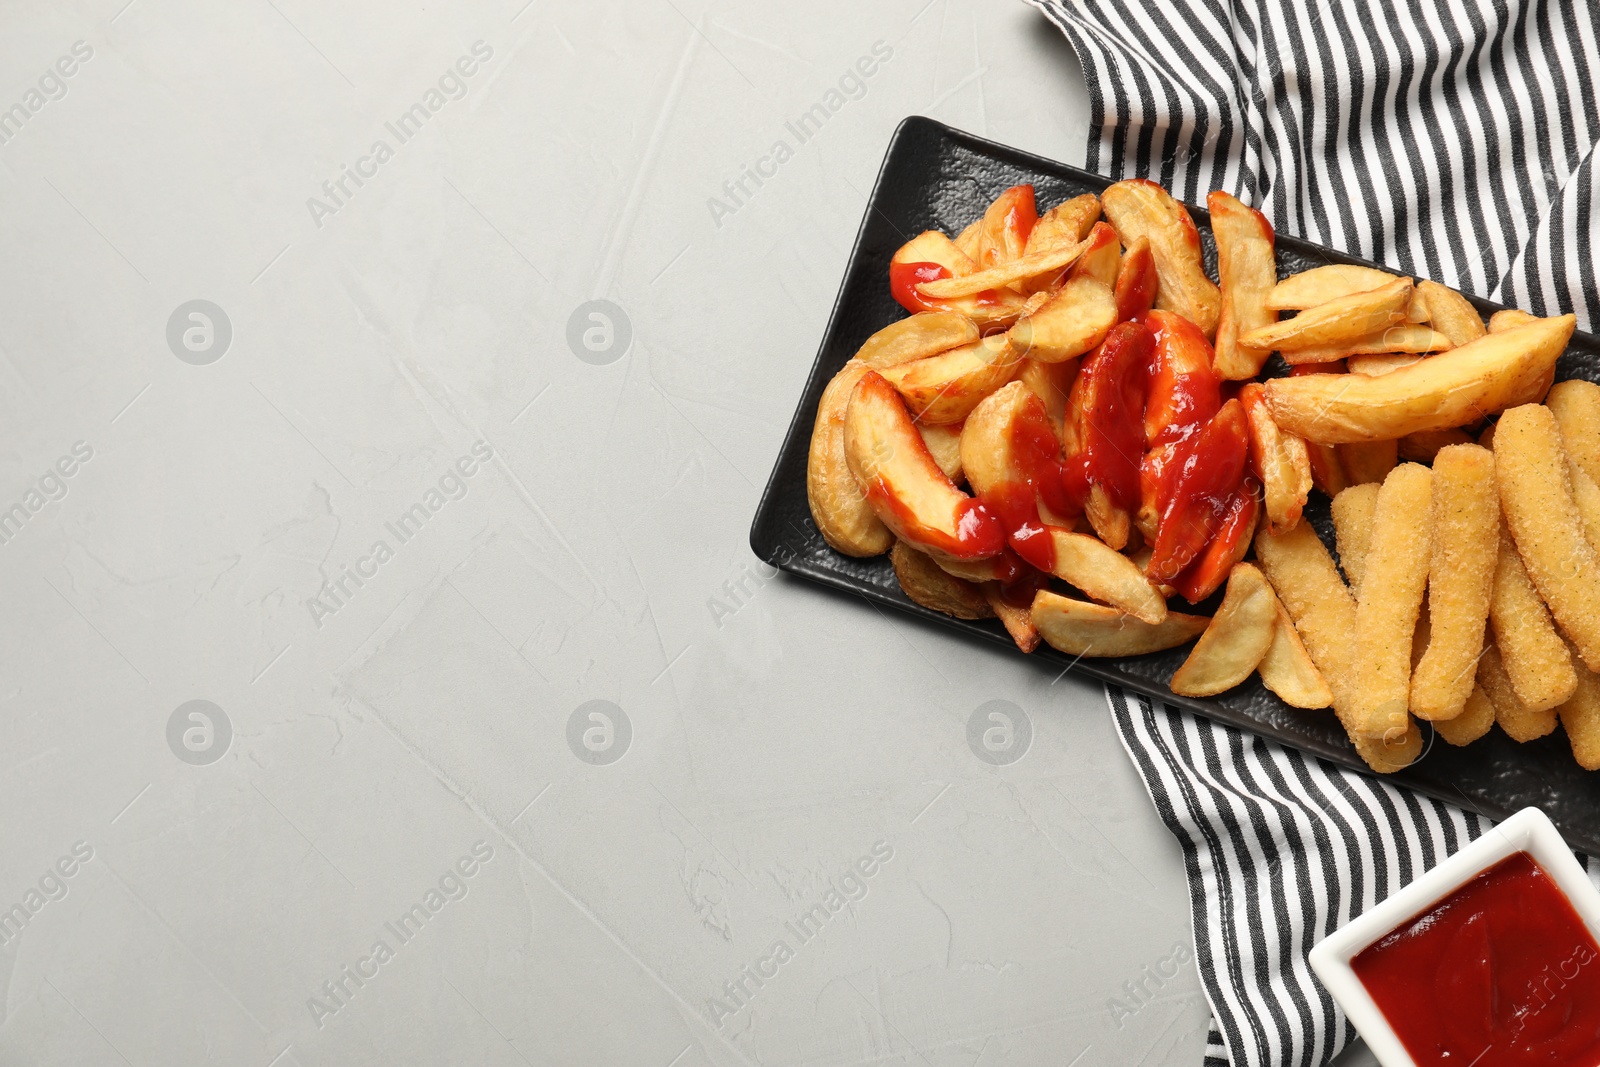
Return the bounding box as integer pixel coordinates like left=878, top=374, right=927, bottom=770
left=0, top=1, right=1383, bottom=1064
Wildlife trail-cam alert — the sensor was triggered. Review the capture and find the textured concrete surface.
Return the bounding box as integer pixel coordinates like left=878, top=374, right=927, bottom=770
left=0, top=1, right=1276, bottom=1064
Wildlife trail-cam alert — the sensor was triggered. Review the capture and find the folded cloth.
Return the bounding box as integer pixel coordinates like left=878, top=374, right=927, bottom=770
left=1024, top=0, right=1600, bottom=1063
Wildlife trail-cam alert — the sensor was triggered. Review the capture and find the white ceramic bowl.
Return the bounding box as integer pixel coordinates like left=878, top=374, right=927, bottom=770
left=1308, top=806, right=1600, bottom=1067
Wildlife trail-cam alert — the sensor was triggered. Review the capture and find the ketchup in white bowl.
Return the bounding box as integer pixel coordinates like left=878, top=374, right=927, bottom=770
left=1353, top=852, right=1600, bottom=1065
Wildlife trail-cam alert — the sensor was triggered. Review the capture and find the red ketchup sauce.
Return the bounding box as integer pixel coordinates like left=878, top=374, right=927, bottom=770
left=978, top=400, right=1086, bottom=575
left=890, top=262, right=950, bottom=314
left=1351, top=851, right=1600, bottom=1067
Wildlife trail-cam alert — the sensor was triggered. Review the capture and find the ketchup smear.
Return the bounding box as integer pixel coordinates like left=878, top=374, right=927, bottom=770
left=890, top=261, right=950, bottom=314
left=978, top=400, right=1086, bottom=575
left=1352, top=851, right=1600, bottom=1067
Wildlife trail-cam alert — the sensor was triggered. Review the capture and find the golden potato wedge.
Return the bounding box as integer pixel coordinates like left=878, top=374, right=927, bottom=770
left=1007, top=276, right=1117, bottom=363
left=1489, top=527, right=1577, bottom=711
left=1331, top=482, right=1380, bottom=593
left=1239, top=277, right=1412, bottom=353
left=1067, top=221, right=1121, bottom=289
left=1266, top=265, right=1421, bottom=317
left=879, top=334, right=1022, bottom=425
left=1546, top=379, right=1600, bottom=488
left=1478, top=642, right=1558, bottom=742
left=808, top=360, right=893, bottom=556
left=1347, top=353, right=1425, bottom=376
left=843, top=370, right=1003, bottom=562
left=1411, top=445, right=1498, bottom=720
left=1170, top=563, right=1277, bottom=696
left=984, top=585, right=1042, bottom=652
left=1025, top=193, right=1101, bottom=258
left=1031, top=590, right=1207, bottom=658
left=1398, top=428, right=1474, bottom=462
left=1434, top=683, right=1496, bottom=746
left=968, top=184, right=1036, bottom=271
left=1255, top=521, right=1359, bottom=722
left=917, top=239, right=1089, bottom=300
left=1240, top=382, right=1311, bottom=534
left=890, top=540, right=992, bottom=619
left=1489, top=309, right=1538, bottom=333
left=1258, top=601, right=1334, bottom=708
left=1101, top=179, right=1220, bottom=336
left=1339, top=440, right=1398, bottom=486
left=1017, top=358, right=1078, bottom=438
left=1353, top=464, right=1433, bottom=741
left=1496, top=403, right=1600, bottom=671
left=1045, top=528, right=1167, bottom=624
left=1307, top=441, right=1350, bottom=497
left=1286, top=326, right=1452, bottom=366
left=919, top=423, right=963, bottom=481
left=854, top=311, right=980, bottom=369
left=1558, top=650, right=1600, bottom=770
left=1262, top=315, right=1576, bottom=443
left=1208, top=191, right=1277, bottom=379
left=1416, top=279, right=1486, bottom=347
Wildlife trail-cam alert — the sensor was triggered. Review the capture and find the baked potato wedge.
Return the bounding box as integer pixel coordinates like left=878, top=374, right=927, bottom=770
left=1007, top=276, right=1117, bottom=363
left=807, top=360, right=893, bottom=556
left=1208, top=191, right=1277, bottom=379
left=843, top=369, right=1004, bottom=562
left=854, top=310, right=980, bottom=369
left=890, top=540, right=992, bottom=619
left=1261, top=315, right=1575, bottom=443
left=879, top=334, right=1023, bottom=425
left=1101, top=179, right=1220, bottom=336
left=1031, top=590, right=1207, bottom=657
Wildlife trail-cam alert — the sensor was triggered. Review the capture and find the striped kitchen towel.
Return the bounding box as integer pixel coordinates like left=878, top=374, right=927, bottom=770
left=1025, top=0, right=1600, bottom=1064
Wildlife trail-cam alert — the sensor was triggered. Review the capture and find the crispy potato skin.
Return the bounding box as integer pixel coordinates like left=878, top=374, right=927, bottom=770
left=1255, top=522, right=1361, bottom=732
left=1170, top=563, right=1276, bottom=697
left=1208, top=191, right=1276, bottom=379
left=1258, top=602, right=1334, bottom=708
left=1261, top=315, right=1575, bottom=443
left=1030, top=590, right=1206, bottom=657
left=1353, top=464, right=1433, bottom=741
left=890, top=540, right=992, bottom=619
left=1267, top=264, right=1399, bottom=308
left=1411, top=445, right=1498, bottom=720
left=1044, top=528, right=1167, bottom=624
left=1417, top=279, right=1487, bottom=346
left=1495, top=403, right=1600, bottom=672
left=1240, top=277, right=1412, bottom=352
left=984, top=586, right=1041, bottom=652
left=808, top=360, right=893, bottom=556
left=1240, top=382, right=1311, bottom=534
left=1101, top=179, right=1221, bottom=337
left=1286, top=326, right=1450, bottom=366
left=854, top=311, right=979, bottom=370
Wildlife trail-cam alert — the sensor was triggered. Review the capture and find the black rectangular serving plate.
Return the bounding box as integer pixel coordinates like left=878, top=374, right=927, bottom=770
left=751, top=116, right=1600, bottom=853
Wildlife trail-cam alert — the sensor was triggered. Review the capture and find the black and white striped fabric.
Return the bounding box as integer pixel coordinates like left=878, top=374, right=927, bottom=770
left=1023, top=0, right=1600, bottom=1064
